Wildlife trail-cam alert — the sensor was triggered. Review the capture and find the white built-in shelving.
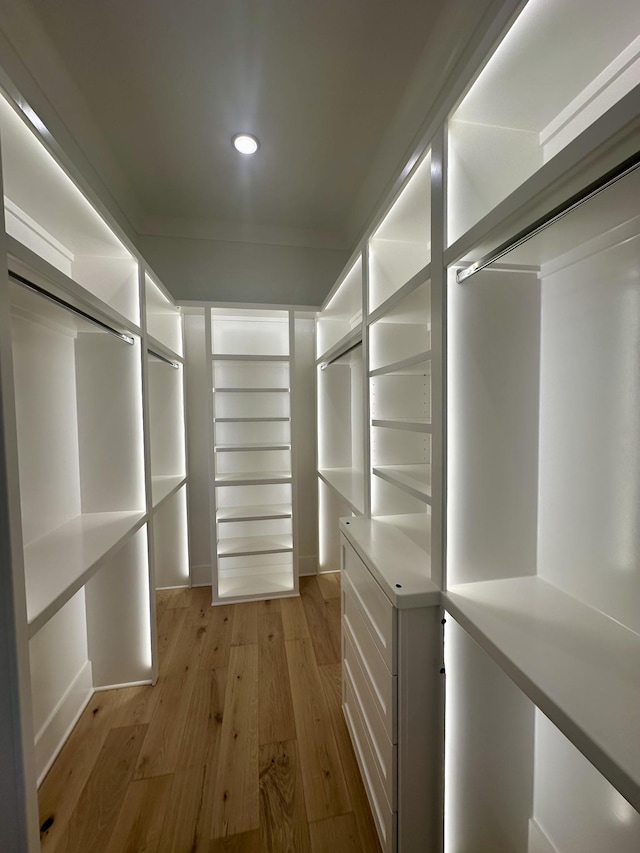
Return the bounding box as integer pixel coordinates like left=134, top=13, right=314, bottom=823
left=316, top=255, right=366, bottom=571
left=0, top=78, right=189, bottom=839
left=447, top=0, right=640, bottom=246
left=210, top=309, right=297, bottom=602
left=445, top=0, right=640, bottom=839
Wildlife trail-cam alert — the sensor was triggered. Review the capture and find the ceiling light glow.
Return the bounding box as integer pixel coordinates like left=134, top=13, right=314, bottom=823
left=232, top=133, right=259, bottom=155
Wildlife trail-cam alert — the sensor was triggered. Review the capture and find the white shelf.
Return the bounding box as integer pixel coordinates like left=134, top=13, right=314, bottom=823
left=151, top=475, right=186, bottom=509
left=214, top=416, right=290, bottom=423
left=24, top=511, right=146, bottom=637
left=214, top=471, right=292, bottom=485
left=214, top=387, right=289, bottom=393
left=369, top=351, right=431, bottom=377
left=444, top=576, right=640, bottom=812
left=372, top=418, right=432, bottom=433
left=214, top=442, right=291, bottom=452
left=316, top=324, right=363, bottom=366
left=217, top=535, right=293, bottom=558
left=339, top=516, right=438, bottom=609
left=317, top=468, right=365, bottom=515
left=216, top=504, right=292, bottom=523
left=212, top=353, right=290, bottom=362
left=217, top=569, right=295, bottom=601
left=372, top=464, right=432, bottom=503
left=367, top=265, right=431, bottom=326
left=147, top=334, right=182, bottom=364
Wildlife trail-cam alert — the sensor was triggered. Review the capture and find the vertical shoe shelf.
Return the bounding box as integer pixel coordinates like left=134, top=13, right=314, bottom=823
left=368, top=149, right=433, bottom=561
left=0, top=89, right=154, bottom=790
left=316, top=255, right=366, bottom=571
left=210, top=308, right=297, bottom=602
left=144, top=273, right=189, bottom=590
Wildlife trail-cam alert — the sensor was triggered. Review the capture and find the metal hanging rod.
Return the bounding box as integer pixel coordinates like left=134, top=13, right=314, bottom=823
left=8, top=271, right=135, bottom=344
left=456, top=150, right=640, bottom=284
left=148, top=348, right=179, bottom=369
left=320, top=339, right=362, bottom=370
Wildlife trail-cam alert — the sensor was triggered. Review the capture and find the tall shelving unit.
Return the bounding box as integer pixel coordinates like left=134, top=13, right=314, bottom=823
left=209, top=308, right=298, bottom=602
left=0, top=82, right=190, bottom=848
left=143, top=273, right=189, bottom=590
left=316, top=256, right=366, bottom=572
left=444, top=0, right=640, bottom=850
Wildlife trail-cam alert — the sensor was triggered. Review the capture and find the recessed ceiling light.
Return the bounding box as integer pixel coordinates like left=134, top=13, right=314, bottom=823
left=232, top=133, right=259, bottom=155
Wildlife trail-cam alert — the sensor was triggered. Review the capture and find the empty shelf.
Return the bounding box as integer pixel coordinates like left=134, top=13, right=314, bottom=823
left=214, top=442, right=291, bottom=452
left=217, top=535, right=293, bottom=557
left=372, top=418, right=432, bottom=433
left=212, top=354, right=290, bottom=362
left=152, top=474, right=186, bottom=508
left=25, top=511, right=146, bottom=636
left=339, top=516, right=438, bottom=608
left=372, top=464, right=432, bottom=503
left=214, top=417, right=290, bottom=423
left=214, top=387, right=289, bottom=393
left=217, top=504, right=292, bottom=522
left=318, top=468, right=365, bottom=514
left=217, top=568, right=295, bottom=601
left=214, top=470, right=292, bottom=485
left=444, top=576, right=640, bottom=812
left=369, top=351, right=432, bottom=377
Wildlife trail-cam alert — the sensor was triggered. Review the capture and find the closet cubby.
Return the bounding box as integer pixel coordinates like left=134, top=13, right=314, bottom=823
left=9, top=272, right=152, bottom=784
left=447, top=0, right=640, bottom=245
left=316, top=255, right=363, bottom=360
left=368, top=151, right=431, bottom=313
left=210, top=308, right=297, bottom=602
left=444, top=617, right=640, bottom=853
left=147, top=352, right=187, bottom=508
left=446, top=163, right=640, bottom=813
left=0, top=93, right=139, bottom=325
left=145, top=273, right=183, bottom=357
left=370, top=277, right=432, bottom=521
left=151, top=484, right=190, bottom=589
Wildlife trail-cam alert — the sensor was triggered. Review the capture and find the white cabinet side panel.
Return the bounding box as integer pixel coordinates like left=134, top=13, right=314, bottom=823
left=184, top=311, right=212, bottom=579
left=447, top=269, right=540, bottom=585
left=533, top=711, right=640, bottom=853
left=537, top=234, right=640, bottom=633
left=76, top=334, right=145, bottom=513
left=84, top=527, right=152, bottom=686
left=444, top=618, right=534, bottom=853
left=11, top=314, right=81, bottom=545
left=153, top=486, right=190, bottom=588
left=294, top=317, right=318, bottom=570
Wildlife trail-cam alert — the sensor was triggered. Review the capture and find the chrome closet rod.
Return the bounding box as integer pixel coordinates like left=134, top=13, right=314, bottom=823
left=320, top=339, right=362, bottom=370
left=148, top=348, right=179, bottom=369
left=8, top=270, right=135, bottom=344
left=456, top=150, right=640, bottom=283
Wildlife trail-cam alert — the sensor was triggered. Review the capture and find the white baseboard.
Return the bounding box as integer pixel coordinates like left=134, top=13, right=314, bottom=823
left=35, top=660, right=93, bottom=786
left=528, top=818, right=558, bottom=853
left=190, top=563, right=212, bottom=587
left=298, top=555, right=318, bottom=576
left=93, top=679, right=153, bottom=692
left=156, top=583, right=191, bottom=590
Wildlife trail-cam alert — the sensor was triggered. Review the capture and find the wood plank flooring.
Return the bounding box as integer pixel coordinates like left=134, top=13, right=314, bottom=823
left=38, top=573, right=381, bottom=853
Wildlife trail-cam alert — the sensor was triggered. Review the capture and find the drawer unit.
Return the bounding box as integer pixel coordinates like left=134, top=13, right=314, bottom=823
left=344, top=666, right=397, bottom=853
left=341, top=531, right=444, bottom=853
left=342, top=538, right=397, bottom=673
left=343, top=582, right=398, bottom=740
left=344, top=631, right=397, bottom=807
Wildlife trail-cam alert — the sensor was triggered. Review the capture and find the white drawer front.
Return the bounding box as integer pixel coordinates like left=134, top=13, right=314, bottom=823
left=343, top=592, right=397, bottom=742
left=344, top=633, right=397, bottom=808
left=342, top=539, right=397, bottom=673
left=344, top=671, right=397, bottom=853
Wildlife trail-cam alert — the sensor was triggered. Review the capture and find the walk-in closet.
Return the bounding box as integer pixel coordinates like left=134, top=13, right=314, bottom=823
left=0, top=0, right=639, bottom=850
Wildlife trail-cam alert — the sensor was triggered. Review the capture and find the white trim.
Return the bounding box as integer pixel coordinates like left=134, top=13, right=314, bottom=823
left=35, top=661, right=93, bottom=786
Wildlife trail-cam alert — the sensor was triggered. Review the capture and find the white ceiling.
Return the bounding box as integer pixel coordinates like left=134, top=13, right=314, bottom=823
left=25, top=0, right=447, bottom=248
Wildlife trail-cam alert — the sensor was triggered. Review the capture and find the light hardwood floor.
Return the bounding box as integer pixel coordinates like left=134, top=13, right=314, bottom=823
left=38, top=574, right=381, bottom=852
